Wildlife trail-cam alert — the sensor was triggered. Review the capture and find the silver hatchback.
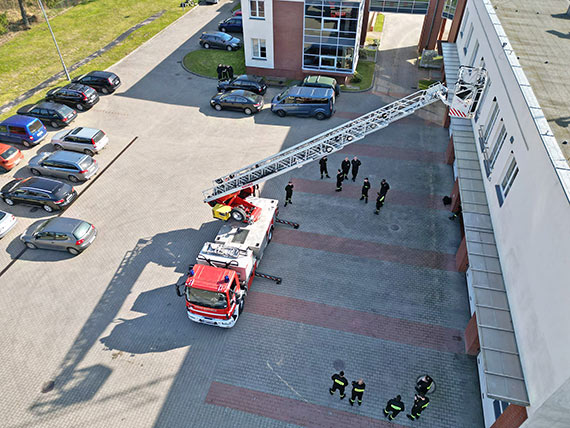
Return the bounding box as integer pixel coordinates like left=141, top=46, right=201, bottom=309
left=51, top=127, right=109, bottom=156
left=28, top=150, right=98, bottom=183
left=21, top=217, right=97, bottom=255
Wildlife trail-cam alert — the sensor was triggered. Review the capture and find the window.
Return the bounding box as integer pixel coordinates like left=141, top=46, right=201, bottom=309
left=463, top=24, right=474, bottom=54
left=251, top=38, right=267, bottom=59
left=488, top=123, right=507, bottom=168
left=250, top=0, right=265, bottom=18
left=442, top=0, right=458, bottom=20
left=483, top=100, right=499, bottom=143
left=475, top=76, right=491, bottom=122
left=460, top=8, right=470, bottom=37
left=496, top=157, right=519, bottom=205
left=469, top=40, right=479, bottom=66
left=493, top=401, right=510, bottom=420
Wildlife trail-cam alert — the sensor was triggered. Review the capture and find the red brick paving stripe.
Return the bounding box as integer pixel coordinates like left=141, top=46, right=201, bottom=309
left=206, top=381, right=406, bottom=428
left=247, top=291, right=465, bottom=354
left=294, top=178, right=446, bottom=211
left=340, top=142, right=445, bottom=164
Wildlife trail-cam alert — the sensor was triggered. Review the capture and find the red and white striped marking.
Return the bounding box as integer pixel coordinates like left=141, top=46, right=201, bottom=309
left=449, top=108, right=468, bottom=118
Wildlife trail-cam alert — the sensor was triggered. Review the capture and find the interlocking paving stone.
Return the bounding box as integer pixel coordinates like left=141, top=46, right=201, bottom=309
left=339, top=142, right=446, bottom=164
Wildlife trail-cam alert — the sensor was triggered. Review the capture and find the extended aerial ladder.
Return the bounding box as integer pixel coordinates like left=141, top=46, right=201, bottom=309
left=203, top=66, right=487, bottom=223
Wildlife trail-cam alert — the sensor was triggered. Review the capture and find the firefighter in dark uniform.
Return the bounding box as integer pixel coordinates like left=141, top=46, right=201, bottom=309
left=319, top=156, right=330, bottom=179
left=407, top=394, right=429, bottom=421
left=284, top=180, right=293, bottom=206
left=383, top=394, right=405, bottom=420
left=216, top=64, right=224, bottom=80
left=349, top=379, right=366, bottom=406
left=341, top=157, right=351, bottom=180
left=335, top=169, right=344, bottom=192
left=374, top=179, right=390, bottom=214
left=360, top=178, right=371, bottom=203
left=415, top=375, right=434, bottom=396
left=329, top=371, right=348, bottom=399
left=350, top=156, right=361, bottom=181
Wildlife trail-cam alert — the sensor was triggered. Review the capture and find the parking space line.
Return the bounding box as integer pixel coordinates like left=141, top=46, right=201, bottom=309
left=0, top=136, right=138, bottom=279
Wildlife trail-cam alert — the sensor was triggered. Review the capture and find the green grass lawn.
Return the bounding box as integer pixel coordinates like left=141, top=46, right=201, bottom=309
left=419, top=79, right=438, bottom=90
left=341, top=60, right=375, bottom=92
left=0, top=0, right=187, bottom=116
left=374, top=13, right=384, bottom=32
left=183, top=49, right=245, bottom=79
left=232, top=3, right=241, bottom=12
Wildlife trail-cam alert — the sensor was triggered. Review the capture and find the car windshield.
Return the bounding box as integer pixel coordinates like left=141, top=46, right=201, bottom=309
left=73, top=222, right=91, bottom=239
left=36, top=220, right=49, bottom=233
left=277, top=89, right=290, bottom=102
left=0, top=212, right=5, bottom=221
left=92, top=131, right=105, bottom=142
left=0, top=147, right=17, bottom=160
left=28, top=120, right=43, bottom=133
left=220, top=33, right=232, bottom=41
left=245, top=95, right=259, bottom=103
left=79, top=157, right=93, bottom=170
left=186, top=287, right=228, bottom=309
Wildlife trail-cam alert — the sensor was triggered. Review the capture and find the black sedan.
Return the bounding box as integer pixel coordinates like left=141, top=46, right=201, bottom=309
left=17, top=102, right=77, bottom=128
left=72, top=70, right=121, bottom=94
left=199, top=31, right=241, bottom=51
left=210, top=90, right=263, bottom=115
left=45, top=83, right=99, bottom=111
left=217, top=74, right=267, bottom=95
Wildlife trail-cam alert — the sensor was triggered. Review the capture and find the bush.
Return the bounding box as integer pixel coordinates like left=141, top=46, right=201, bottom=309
left=0, top=13, right=9, bottom=35
left=351, top=72, right=362, bottom=83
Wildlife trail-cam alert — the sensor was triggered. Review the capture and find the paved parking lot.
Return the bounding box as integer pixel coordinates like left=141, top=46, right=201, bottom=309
left=0, top=4, right=483, bottom=428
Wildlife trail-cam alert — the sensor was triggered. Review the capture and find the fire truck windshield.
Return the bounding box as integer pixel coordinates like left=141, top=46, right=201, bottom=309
left=186, top=287, right=228, bottom=309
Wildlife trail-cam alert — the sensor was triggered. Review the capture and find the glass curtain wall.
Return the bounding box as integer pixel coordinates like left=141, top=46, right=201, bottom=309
left=369, top=0, right=429, bottom=14
left=442, top=0, right=458, bottom=19
left=303, top=0, right=364, bottom=73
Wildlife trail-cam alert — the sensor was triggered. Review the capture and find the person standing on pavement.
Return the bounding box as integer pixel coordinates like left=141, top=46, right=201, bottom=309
left=284, top=180, right=294, bottom=206
left=351, top=156, right=361, bottom=182
left=216, top=64, right=224, bottom=80
left=341, top=157, right=350, bottom=180
left=319, top=156, right=330, bottom=179
left=336, top=169, right=344, bottom=192
left=349, top=379, right=366, bottom=406
left=407, top=394, right=429, bottom=421
left=415, top=375, right=434, bottom=396
left=360, top=178, right=371, bottom=203
left=329, top=371, right=349, bottom=400
left=374, top=179, right=390, bottom=214
left=383, top=394, right=405, bottom=421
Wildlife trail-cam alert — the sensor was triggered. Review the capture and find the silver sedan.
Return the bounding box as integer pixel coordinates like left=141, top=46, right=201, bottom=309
left=0, top=210, right=17, bottom=239
left=21, top=217, right=97, bottom=255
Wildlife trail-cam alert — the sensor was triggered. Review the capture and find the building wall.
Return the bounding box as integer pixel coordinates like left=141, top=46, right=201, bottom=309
left=455, top=0, right=570, bottom=422
left=242, top=0, right=276, bottom=69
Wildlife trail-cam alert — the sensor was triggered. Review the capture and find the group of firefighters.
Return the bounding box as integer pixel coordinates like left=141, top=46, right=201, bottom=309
left=283, top=155, right=391, bottom=214
left=330, top=371, right=434, bottom=421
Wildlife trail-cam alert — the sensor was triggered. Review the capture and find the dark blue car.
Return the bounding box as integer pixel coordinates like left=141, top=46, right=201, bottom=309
left=0, top=115, right=47, bottom=147
left=218, top=16, right=242, bottom=33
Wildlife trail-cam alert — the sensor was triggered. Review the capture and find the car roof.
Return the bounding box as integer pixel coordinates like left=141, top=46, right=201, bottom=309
left=304, top=75, right=336, bottom=85
left=47, top=150, right=87, bottom=163
left=288, top=86, right=333, bottom=97
left=226, top=89, right=258, bottom=97
left=235, top=75, right=261, bottom=82
left=19, top=176, right=63, bottom=191
left=87, top=70, right=115, bottom=78
left=63, top=83, right=91, bottom=92
left=37, top=102, right=69, bottom=111
left=43, top=217, right=84, bottom=233
left=0, top=143, right=15, bottom=152
left=70, top=127, right=100, bottom=138
left=1, top=114, right=41, bottom=126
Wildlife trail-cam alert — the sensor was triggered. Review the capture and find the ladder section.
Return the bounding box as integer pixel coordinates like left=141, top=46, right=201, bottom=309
left=203, top=83, right=447, bottom=203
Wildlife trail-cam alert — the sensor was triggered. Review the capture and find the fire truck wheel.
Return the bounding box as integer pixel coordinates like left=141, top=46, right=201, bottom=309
left=238, top=299, right=244, bottom=314
left=231, top=207, right=246, bottom=222
left=267, top=226, right=274, bottom=242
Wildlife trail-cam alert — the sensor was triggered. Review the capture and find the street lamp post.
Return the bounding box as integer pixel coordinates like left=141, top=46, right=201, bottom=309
left=37, top=0, right=71, bottom=81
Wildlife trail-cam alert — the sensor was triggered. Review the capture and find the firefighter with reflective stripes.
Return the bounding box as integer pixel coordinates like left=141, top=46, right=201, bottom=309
left=374, top=179, right=390, bottom=214
left=407, top=394, right=429, bottom=421
left=349, top=379, right=366, bottom=406
left=383, top=394, right=405, bottom=420
left=360, top=178, right=371, bottom=203
left=415, top=375, right=434, bottom=396
left=329, top=371, right=348, bottom=399
left=284, top=180, right=293, bottom=206
left=335, top=169, right=344, bottom=192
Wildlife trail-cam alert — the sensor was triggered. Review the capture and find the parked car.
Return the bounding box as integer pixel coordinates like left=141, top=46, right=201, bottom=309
left=45, top=83, right=99, bottom=111
left=217, top=74, right=267, bottom=95
left=302, top=75, right=341, bottom=97
left=210, top=90, right=263, bottom=115
left=218, top=16, right=242, bottom=32
left=0, top=210, right=17, bottom=239
left=17, top=102, right=77, bottom=129
left=199, top=32, right=241, bottom=51
left=20, top=217, right=97, bottom=255
left=72, top=70, right=121, bottom=94
left=28, top=150, right=98, bottom=183
left=232, top=9, right=242, bottom=16
left=271, top=86, right=335, bottom=120
left=0, top=143, right=24, bottom=172
left=0, top=115, right=47, bottom=147
left=1, top=176, right=77, bottom=212
left=51, top=127, right=108, bottom=156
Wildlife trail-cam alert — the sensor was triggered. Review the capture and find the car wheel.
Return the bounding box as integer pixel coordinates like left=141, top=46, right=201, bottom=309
left=25, top=242, right=37, bottom=250
left=42, top=204, right=54, bottom=213
left=244, top=107, right=253, bottom=115
left=84, top=149, right=95, bottom=156
left=101, top=87, right=110, bottom=95
left=276, top=110, right=286, bottom=118
left=30, top=168, right=41, bottom=176
left=67, top=247, right=80, bottom=255
left=230, top=207, right=246, bottom=222
left=226, top=45, right=233, bottom=51
left=220, top=27, right=227, bottom=32
left=4, top=198, right=14, bottom=206
left=68, top=175, right=80, bottom=183
left=50, top=121, right=59, bottom=128
left=22, top=139, right=30, bottom=148
left=54, top=144, right=63, bottom=150
left=203, top=42, right=210, bottom=49
left=76, top=104, right=85, bottom=111
left=214, top=104, right=223, bottom=111
left=316, top=112, right=326, bottom=120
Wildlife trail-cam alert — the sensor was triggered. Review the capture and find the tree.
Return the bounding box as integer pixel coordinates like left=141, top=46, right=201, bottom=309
left=18, top=0, right=30, bottom=29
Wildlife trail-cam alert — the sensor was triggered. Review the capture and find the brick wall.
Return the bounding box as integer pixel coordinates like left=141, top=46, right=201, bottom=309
left=272, top=0, right=304, bottom=79
left=464, top=312, right=479, bottom=355
left=490, top=404, right=528, bottom=428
